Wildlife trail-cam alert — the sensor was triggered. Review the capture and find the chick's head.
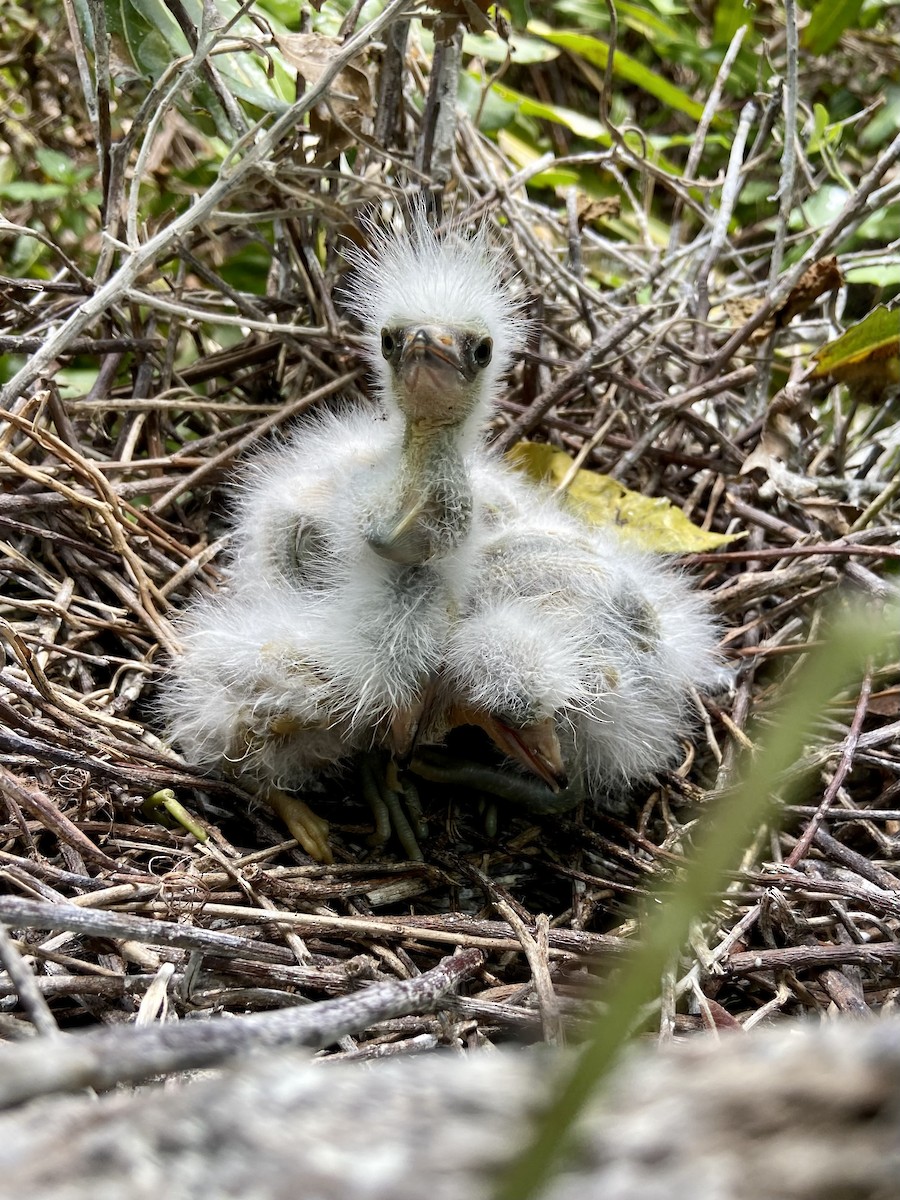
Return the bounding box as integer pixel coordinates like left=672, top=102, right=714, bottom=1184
left=343, top=206, right=528, bottom=432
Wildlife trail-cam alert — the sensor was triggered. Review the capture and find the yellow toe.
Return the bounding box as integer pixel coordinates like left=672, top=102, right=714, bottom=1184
left=265, top=788, right=333, bottom=864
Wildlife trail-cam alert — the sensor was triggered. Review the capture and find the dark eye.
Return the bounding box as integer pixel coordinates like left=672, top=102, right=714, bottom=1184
left=472, top=337, right=493, bottom=368
left=380, top=329, right=396, bottom=358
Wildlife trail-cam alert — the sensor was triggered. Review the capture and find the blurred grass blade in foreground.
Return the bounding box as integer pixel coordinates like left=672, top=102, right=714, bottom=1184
left=493, top=600, right=900, bottom=1200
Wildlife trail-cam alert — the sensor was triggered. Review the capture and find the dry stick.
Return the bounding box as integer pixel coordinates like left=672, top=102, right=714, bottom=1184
left=0, top=766, right=122, bottom=873
left=122, top=290, right=331, bottom=335
left=772, top=871, right=900, bottom=919
left=727, top=494, right=895, bottom=598
left=0, top=409, right=177, bottom=651
left=201, top=841, right=313, bottom=968
left=494, top=899, right=564, bottom=1047
left=851, top=474, right=900, bottom=534
left=787, top=808, right=900, bottom=823
left=0, top=0, right=412, bottom=407
left=655, top=364, right=757, bottom=414
left=607, top=365, right=756, bottom=480
left=0, top=972, right=184, bottom=1002
left=0, top=336, right=160, bottom=354
left=416, top=23, right=462, bottom=186
left=0, top=947, right=483, bottom=1109
left=812, top=827, right=900, bottom=893
left=694, top=100, right=757, bottom=328
left=86, top=0, right=113, bottom=220
left=165, top=0, right=249, bottom=139
left=0, top=896, right=309, bottom=964
left=785, top=667, right=873, bottom=867
left=752, top=0, right=800, bottom=411
left=494, top=309, right=651, bottom=451
left=135, top=901, right=600, bottom=957
left=667, top=22, right=748, bottom=253
left=372, top=19, right=409, bottom=151
left=148, top=368, right=361, bottom=514
left=705, top=125, right=900, bottom=378
left=724, top=942, right=900, bottom=976
left=61, top=0, right=98, bottom=135
left=0, top=725, right=249, bottom=798
left=689, top=541, right=900, bottom=564
left=498, top=398, right=735, bottom=473
left=0, top=895, right=619, bottom=959
left=768, top=0, right=799, bottom=291
left=0, top=923, right=60, bottom=1038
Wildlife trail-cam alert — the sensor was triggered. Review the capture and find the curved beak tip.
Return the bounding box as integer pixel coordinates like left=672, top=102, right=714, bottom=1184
left=486, top=716, right=567, bottom=794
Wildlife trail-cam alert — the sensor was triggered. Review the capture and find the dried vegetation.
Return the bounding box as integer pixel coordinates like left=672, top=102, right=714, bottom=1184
left=1, top=0, right=900, bottom=1080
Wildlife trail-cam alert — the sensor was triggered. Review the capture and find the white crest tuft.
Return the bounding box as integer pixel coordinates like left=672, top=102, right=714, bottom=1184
left=341, top=203, right=529, bottom=383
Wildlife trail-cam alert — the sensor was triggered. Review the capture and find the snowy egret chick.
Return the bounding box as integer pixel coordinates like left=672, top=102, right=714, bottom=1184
left=432, top=462, right=724, bottom=807
left=226, top=211, right=528, bottom=759
left=160, top=591, right=365, bottom=862
left=164, top=210, right=529, bottom=858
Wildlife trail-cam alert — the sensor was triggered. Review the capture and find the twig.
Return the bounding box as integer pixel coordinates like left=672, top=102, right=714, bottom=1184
left=494, top=309, right=651, bottom=450
left=705, top=125, right=900, bottom=375
left=0, top=924, right=60, bottom=1038
left=785, top=667, right=873, bottom=867
left=0, top=947, right=483, bottom=1108
left=0, top=766, right=122, bottom=872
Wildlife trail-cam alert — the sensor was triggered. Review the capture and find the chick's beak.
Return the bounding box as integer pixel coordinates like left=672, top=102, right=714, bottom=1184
left=398, top=325, right=465, bottom=381
left=480, top=714, right=568, bottom=793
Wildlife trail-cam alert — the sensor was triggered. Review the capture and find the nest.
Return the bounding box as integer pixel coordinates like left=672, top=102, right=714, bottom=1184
left=1, top=4, right=900, bottom=1071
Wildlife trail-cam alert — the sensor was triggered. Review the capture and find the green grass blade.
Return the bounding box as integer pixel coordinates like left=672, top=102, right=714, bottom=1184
left=491, top=602, right=898, bottom=1200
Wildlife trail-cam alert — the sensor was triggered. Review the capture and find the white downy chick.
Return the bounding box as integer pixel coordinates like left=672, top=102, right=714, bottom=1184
left=225, top=209, right=528, bottom=744
left=162, top=209, right=530, bottom=857
left=436, top=462, right=724, bottom=807
left=160, top=590, right=362, bottom=861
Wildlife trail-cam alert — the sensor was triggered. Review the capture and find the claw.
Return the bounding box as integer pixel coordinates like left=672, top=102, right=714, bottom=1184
left=264, top=787, right=333, bottom=864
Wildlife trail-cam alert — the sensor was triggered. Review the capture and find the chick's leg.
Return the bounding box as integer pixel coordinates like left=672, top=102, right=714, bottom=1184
left=264, top=785, right=333, bottom=865
left=231, top=715, right=335, bottom=864
left=360, top=753, right=427, bottom=861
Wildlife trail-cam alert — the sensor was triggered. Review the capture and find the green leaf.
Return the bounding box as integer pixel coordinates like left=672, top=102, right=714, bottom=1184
left=616, top=0, right=694, bottom=46
left=489, top=81, right=610, bottom=142
left=462, top=30, right=559, bottom=64
left=712, top=0, right=753, bottom=46
left=0, top=181, right=69, bottom=201
left=529, top=21, right=710, bottom=123
left=255, top=0, right=304, bottom=28
left=125, top=0, right=190, bottom=57
left=806, top=102, right=841, bottom=155
left=507, top=443, right=740, bottom=552
left=860, top=85, right=900, bottom=149
left=802, top=0, right=865, bottom=54
left=507, top=0, right=533, bottom=27
left=845, top=264, right=900, bottom=288
left=811, top=305, right=900, bottom=377
left=488, top=81, right=683, bottom=175
left=35, top=147, right=77, bottom=184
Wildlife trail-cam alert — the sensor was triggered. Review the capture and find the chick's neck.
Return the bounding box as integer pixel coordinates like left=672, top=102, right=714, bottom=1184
left=366, top=417, right=476, bottom=565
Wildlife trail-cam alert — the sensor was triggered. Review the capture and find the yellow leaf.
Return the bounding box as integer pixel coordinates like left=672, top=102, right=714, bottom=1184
left=506, top=442, right=740, bottom=553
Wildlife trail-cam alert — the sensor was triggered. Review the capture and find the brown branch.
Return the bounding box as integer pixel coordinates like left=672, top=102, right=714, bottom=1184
left=725, top=941, right=900, bottom=976
left=786, top=669, right=873, bottom=867
left=0, top=765, right=123, bottom=872
left=0, top=947, right=484, bottom=1108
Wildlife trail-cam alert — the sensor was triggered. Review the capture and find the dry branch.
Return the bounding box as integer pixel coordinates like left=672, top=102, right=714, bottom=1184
left=0, top=947, right=483, bottom=1107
